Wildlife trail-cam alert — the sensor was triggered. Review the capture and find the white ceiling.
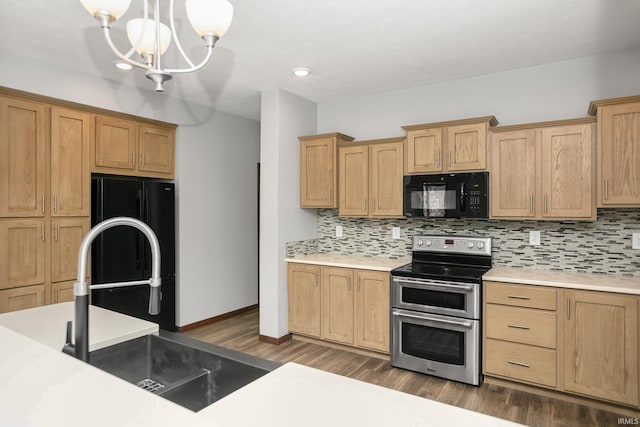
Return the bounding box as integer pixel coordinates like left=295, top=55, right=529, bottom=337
left=1, top=0, right=639, bottom=121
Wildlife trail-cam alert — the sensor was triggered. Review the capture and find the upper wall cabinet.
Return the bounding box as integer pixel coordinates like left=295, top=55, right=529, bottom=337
left=402, top=116, right=498, bottom=174
left=299, top=133, right=354, bottom=208
left=0, top=97, right=47, bottom=218
left=338, top=137, right=404, bottom=218
left=93, top=115, right=176, bottom=179
left=588, top=95, right=640, bottom=207
left=489, top=118, right=596, bottom=221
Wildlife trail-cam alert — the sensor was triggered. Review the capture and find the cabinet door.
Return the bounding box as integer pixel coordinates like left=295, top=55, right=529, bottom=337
left=287, top=263, right=321, bottom=337
left=321, top=267, right=354, bottom=344
left=339, top=145, right=369, bottom=217
left=564, top=290, right=638, bottom=406
left=0, top=97, right=46, bottom=217
left=406, top=128, right=443, bottom=173
left=0, top=219, right=46, bottom=289
left=300, top=137, right=336, bottom=208
left=0, top=284, right=46, bottom=313
left=447, top=123, right=487, bottom=171
left=369, top=142, right=404, bottom=217
left=52, top=280, right=74, bottom=304
left=50, top=107, right=90, bottom=217
left=354, top=270, right=389, bottom=353
left=138, top=125, right=175, bottom=177
left=490, top=130, right=537, bottom=218
left=94, top=115, right=137, bottom=172
left=541, top=124, right=594, bottom=218
left=599, top=102, right=640, bottom=206
left=51, top=218, right=90, bottom=283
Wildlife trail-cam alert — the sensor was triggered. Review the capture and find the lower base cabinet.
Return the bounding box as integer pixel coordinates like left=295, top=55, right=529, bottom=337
left=0, top=284, right=46, bottom=313
left=288, top=263, right=390, bottom=354
left=484, top=281, right=640, bottom=410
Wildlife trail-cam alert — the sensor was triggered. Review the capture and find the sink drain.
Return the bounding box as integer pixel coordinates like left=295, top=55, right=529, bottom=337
left=137, top=378, right=165, bottom=393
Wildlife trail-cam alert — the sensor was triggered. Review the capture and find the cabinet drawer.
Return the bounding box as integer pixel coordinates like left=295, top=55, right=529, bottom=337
left=485, top=339, right=557, bottom=387
left=485, top=282, right=556, bottom=310
left=486, top=304, right=556, bottom=348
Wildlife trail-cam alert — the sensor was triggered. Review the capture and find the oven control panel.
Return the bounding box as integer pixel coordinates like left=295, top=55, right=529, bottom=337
left=412, top=235, right=491, bottom=256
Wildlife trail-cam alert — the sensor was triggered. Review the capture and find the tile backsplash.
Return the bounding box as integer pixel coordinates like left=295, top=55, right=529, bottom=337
left=287, top=209, right=640, bottom=277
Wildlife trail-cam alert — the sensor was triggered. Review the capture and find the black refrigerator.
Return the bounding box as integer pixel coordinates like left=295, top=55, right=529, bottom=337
left=91, top=176, right=176, bottom=331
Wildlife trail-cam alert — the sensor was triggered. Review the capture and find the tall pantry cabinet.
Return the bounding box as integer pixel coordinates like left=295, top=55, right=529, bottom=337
left=0, top=91, right=90, bottom=313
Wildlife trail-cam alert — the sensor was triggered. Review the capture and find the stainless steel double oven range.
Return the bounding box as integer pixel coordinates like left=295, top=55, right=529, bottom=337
left=390, top=235, right=492, bottom=386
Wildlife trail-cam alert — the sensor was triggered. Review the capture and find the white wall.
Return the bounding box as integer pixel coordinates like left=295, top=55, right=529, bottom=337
left=0, top=51, right=261, bottom=327
left=259, top=89, right=317, bottom=339
left=318, top=48, right=640, bottom=139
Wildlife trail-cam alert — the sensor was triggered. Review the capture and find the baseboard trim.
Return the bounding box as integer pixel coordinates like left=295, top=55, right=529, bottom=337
left=258, top=333, right=293, bottom=345
left=178, top=304, right=258, bottom=332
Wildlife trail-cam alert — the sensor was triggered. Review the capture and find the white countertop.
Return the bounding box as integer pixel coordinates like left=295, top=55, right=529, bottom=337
left=0, top=302, right=159, bottom=351
left=484, top=266, right=640, bottom=295
left=0, top=304, right=522, bottom=427
left=285, top=253, right=410, bottom=271
left=200, top=362, right=521, bottom=427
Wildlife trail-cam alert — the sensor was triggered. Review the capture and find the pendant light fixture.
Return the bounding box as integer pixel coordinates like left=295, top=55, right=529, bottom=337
left=80, top=0, right=233, bottom=92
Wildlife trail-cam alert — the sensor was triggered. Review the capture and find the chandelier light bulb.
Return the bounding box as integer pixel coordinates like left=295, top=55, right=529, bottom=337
left=80, top=0, right=131, bottom=20
left=185, top=0, right=234, bottom=38
left=126, top=18, right=172, bottom=56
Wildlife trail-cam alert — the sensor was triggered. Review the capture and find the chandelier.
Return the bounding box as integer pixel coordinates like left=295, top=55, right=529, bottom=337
left=80, top=0, right=234, bottom=92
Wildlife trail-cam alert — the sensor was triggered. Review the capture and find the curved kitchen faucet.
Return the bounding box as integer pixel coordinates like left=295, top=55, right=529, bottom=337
left=63, top=217, right=162, bottom=362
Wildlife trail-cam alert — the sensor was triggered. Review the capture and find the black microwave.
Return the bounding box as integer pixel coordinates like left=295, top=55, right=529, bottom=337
left=403, top=172, right=489, bottom=219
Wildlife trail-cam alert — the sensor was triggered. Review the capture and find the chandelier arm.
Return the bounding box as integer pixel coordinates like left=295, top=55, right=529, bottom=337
left=169, top=0, right=196, bottom=68
left=103, top=27, right=151, bottom=70
left=164, top=45, right=214, bottom=74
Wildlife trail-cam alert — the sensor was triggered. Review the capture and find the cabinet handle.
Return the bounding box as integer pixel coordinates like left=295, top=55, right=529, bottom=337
left=543, top=194, right=548, bottom=213
left=41, top=224, right=45, bottom=241
left=373, top=198, right=377, bottom=211
left=507, top=295, right=530, bottom=300
left=567, top=297, right=570, bottom=319
left=141, top=153, right=145, bottom=167
left=54, top=224, right=58, bottom=241
left=132, top=151, right=136, bottom=165
left=42, top=195, right=45, bottom=213
left=508, top=360, right=530, bottom=368
left=315, top=273, right=319, bottom=287
left=54, top=288, right=59, bottom=303
left=357, top=278, right=361, bottom=293
left=347, top=277, right=351, bottom=291
left=53, top=195, right=58, bottom=214
left=328, top=188, right=332, bottom=202
left=508, top=324, right=530, bottom=330
left=604, top=179, right=608, bottom=200
left=40, top=291, right=45, bottom=306
left=436, top=151, right=441, bottom=168
left=363, top=197, right=367, bottom=210
left=529, top=194, right=534, bottom=213
left=448, top=151, right=452, bottom=167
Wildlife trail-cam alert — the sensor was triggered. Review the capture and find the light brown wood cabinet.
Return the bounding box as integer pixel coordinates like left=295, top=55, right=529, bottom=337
left=287, top=263, right=321, bottom=337
left=0, top=90, right=92, bottom=313
left=402, top=116, right=497, bottom=174
left=289, top=262, right=390, bottom=354
left=299, top=133, right=354, bottom=208
left=93, top=115, right=176, bottom=179
left=484, top=281, right=640, bottom=411
left=490, top=118, right=596, bottom=220
left=564, top=289, right=638, bottom=406
left=589, top=96, right=640, bottom=207
left=338, top=138, right=404, bottom=218
left=484, top=282, right=558, bottom=388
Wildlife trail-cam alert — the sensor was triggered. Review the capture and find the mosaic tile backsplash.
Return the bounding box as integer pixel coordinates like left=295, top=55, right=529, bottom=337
left=287, top=209, right=640, bottom=277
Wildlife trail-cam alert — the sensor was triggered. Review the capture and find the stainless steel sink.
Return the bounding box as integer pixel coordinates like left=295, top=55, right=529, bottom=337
left=89, top=331, right=279, bottom=411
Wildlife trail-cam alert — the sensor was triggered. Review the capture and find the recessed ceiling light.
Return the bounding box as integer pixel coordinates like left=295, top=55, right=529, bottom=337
left=115, top=61, right=133, bottom=71
left=292, top=67, right=311, bottom=77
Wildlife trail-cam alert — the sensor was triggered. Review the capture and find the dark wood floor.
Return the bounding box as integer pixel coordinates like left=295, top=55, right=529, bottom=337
left=184, top=308, right=623, bottom=426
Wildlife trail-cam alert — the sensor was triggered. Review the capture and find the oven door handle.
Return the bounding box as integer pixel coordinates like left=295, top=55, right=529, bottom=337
left=392, top=277, right=474, bottom=292
left=394, top=310, right=473, bottom=329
